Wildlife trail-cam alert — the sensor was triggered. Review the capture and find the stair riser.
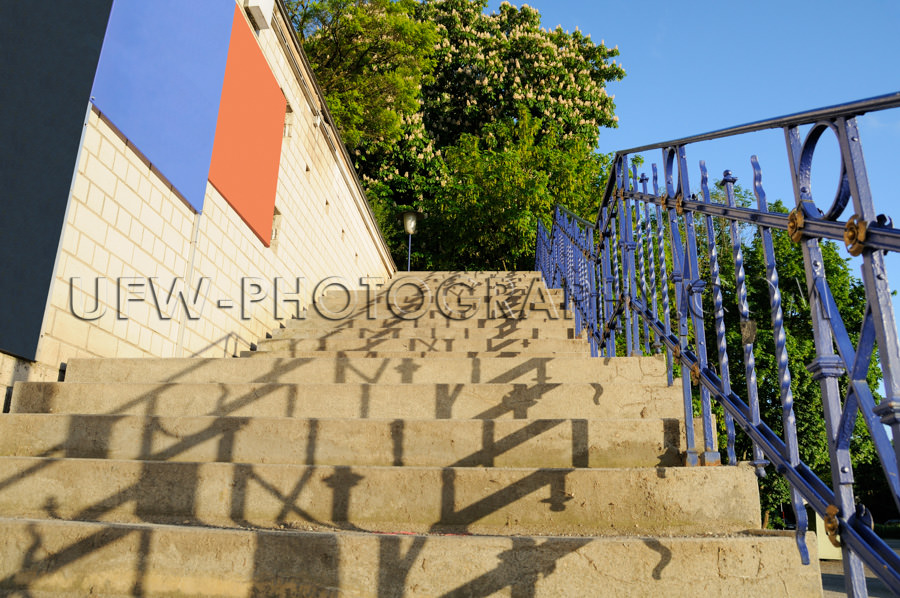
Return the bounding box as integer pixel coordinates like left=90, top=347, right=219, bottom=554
left=12, top=382, right=684, bottom=420
left=393, top=271, right=545, bottom=281
left=0, top=518, right=822, bottom=598
left=303, top=307, right=572, bottom=321
left=255, top=337, right=589, bottom=353
left=271, top=324, right=585, bottom=340
left=318, top=285, right=564, bottom=302
left=64, top=355, right=668, bottom=385
left=0, top=458, right=761, bottom=535
left=284, top=313, right=574, bottom=330
left=321, top=287, right=565, bottom=302
left=0, top=414, right=706, bottom=469
left=305, top=294, right=567, bottom=322
left=241, top=350, right=588, bottom=359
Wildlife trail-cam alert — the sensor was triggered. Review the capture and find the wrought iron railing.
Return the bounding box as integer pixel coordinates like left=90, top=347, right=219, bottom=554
left=536, top=92, right=900, bottom=597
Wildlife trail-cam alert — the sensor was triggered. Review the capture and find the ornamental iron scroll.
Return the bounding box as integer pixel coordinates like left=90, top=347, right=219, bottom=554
left=535, top=91, right=900, bottom=597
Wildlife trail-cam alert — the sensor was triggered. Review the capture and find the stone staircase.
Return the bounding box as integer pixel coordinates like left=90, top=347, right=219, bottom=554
left=0, top=271, right=822, bottom=596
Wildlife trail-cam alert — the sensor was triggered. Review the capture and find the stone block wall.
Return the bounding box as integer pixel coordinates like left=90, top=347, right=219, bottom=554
left=1, top=1, right=394, bottom=402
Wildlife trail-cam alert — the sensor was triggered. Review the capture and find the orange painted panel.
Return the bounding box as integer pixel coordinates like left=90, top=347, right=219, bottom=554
left=209, top=5, right=286, bottom=246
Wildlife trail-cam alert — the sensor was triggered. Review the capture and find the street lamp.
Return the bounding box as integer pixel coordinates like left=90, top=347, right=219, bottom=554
left=401, top=210, right=423, bottom=272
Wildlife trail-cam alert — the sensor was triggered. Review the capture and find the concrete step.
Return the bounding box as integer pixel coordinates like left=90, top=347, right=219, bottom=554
left=270, top=322, right=586, bottom=340
left=0, top=414, right=704, bottom=468
left=309, top=289, right=567, bottom=320
left=12, top=381, right=684, bottom=420
left=0, top=518, right=822, bottom=597
left=240, top=349, right=587, bottom=359
left=63, top=355, right=668, bottom=385
left=319, top=283, right=565, bottom=301
left=300, top=305, right=570, bottom=324
left=321, top=286, right=565, bottom=301
left=394, top=270, right=545, bottom=281
left=283, top=312, right=575, bottom=331
left=255, top=336, right=590, bottom=354
left=0, top=457, right=761, bottom=535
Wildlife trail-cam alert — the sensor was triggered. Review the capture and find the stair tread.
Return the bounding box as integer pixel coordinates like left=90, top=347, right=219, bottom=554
left=12, top=380, right=683, bottom=420
left=0, top=517, right=822, bottom=597
left=0, top=412, right=703, bottom=468
left=0, top=456, right=761, bottom=536
left=63, top=354, right=668, bottom=385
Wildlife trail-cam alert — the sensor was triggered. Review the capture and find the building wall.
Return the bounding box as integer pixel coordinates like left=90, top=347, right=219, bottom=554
left=1, top=1, right=394, bottom=401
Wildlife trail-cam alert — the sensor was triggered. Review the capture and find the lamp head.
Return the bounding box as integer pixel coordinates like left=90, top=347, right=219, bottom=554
left=402, top=211, right=421, bottom=235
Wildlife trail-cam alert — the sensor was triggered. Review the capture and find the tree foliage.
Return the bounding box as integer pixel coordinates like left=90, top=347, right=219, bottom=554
left=286, top=0, right=437, bottom=148
left=293, top=0, right=625, bottom=269
left=418, top=113, right=610, bottom=269
left=417, top=0, right=622, bottom=147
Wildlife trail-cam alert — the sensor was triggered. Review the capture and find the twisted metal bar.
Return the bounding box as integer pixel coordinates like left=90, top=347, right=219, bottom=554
left=652, top=165, right=674, bottom=386
left=633, top=164, right=652, bottom=355
left=699, top=161, right=737, bottom=465
left=601, top=204, right=616, bottom=356
left=641, top=173, right=661, bottom=355
left=720, top=170, right=768, bottom=478
left=586, top=225, right=599, bottom=357
left=617, top=158, right=634, bottom=356
left=752, top=155, right=810, bottom=565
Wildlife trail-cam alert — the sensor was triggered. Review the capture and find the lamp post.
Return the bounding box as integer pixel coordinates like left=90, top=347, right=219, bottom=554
left=401, top=211, right=421, bottom=271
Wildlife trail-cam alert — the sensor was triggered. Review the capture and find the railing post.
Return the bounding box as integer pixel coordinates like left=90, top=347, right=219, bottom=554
left=624, top=164, right=642, bottom=355
left=617, top=156, right=634, bottom=356
left=699, top=161, right=737, bottom=465
left=785, top=125, right=870, bottom=595
left=674, top=146, right=718, bottom=466
left=551, top=207, right=559, bottom=289
left=574, top=215, right=586, bottom=340
left=837, top=117, right=900, bottom=471
left=662, top=148, right=700, bottom=466
left=633, top=165, right=651, bottom=355
left=586, top=226, right=599, bottom=357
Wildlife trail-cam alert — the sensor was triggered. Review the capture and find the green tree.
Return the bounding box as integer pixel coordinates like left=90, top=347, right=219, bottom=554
left=416, top=0, right=622, bottom=148
left=286, top=0, right=437, bottom=148
left=417, top=112, right=610, bottom=269
left=355, top=0, right=625, bottom=269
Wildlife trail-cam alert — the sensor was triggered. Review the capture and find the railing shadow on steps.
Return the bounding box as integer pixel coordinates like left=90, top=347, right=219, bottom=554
left=3, top=348, right=608, bottom=596
left=536, top=91, right=900, bottom=596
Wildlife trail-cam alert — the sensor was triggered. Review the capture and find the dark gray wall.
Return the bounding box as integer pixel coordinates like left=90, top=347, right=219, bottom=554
left=0, top=1, right=114, bottom=360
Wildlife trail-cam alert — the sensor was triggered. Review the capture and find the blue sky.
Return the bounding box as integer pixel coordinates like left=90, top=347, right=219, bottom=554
left=487, top=0, right=900, bottom=341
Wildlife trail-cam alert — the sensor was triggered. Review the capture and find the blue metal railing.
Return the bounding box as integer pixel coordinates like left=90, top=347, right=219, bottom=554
left=536, top=92, right=900, bottom=597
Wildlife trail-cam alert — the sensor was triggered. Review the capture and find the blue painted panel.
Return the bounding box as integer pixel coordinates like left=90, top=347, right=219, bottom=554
left=91, top=0, right=235, bottom=212
left=0, top=0, right=113, bottom=360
